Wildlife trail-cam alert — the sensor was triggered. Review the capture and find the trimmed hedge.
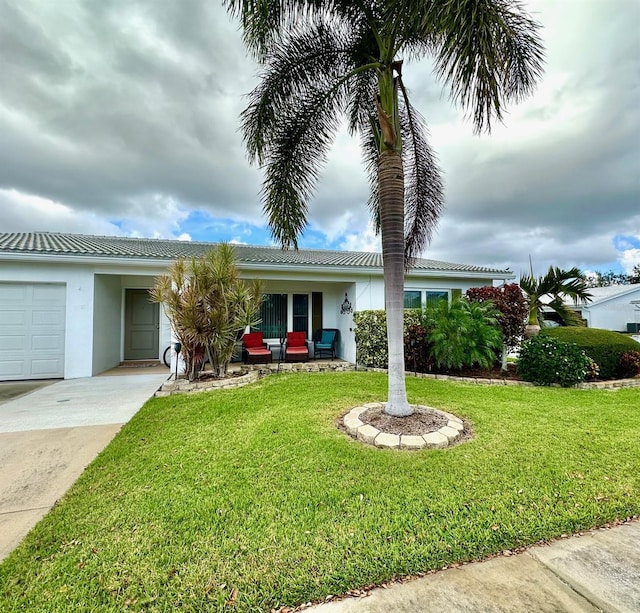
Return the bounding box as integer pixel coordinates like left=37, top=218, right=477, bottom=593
left=541, top=327, right=640, bottom=379
left=353, top=309, right=421, bottom=368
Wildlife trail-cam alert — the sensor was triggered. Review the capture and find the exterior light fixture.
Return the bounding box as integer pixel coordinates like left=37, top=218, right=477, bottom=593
left=340, top=292, right=353, bottom=315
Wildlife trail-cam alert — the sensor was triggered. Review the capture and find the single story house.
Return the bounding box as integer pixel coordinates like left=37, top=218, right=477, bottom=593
left=0, top=232, right=514, bottom=381
left=560, top=284, right=640, bottom=332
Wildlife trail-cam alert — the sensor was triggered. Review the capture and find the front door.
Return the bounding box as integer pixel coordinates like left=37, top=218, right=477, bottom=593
left=124, top=289, right=159, bottom=360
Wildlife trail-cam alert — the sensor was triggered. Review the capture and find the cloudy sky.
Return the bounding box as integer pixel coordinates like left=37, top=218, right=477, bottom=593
left=1, top=0, right=639, bottom=278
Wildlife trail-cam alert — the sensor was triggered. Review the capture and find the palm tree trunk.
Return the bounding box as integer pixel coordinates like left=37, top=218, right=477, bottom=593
left=379, top=149, right=413, bottom=417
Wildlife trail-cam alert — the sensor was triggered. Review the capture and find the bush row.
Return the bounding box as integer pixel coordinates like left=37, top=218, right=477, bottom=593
left=353, top=300, right=503, bottom=372
left=541, top=327, right=640, bottom=379
left=354, top=306, right=640, bottom=386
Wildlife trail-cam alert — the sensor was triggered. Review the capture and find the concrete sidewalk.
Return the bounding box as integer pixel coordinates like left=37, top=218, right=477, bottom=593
left=0, top=373, right=168, bottom=560
left=310, top=520, right=640, bottom=613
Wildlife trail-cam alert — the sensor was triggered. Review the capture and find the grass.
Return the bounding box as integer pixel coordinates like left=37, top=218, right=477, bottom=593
left=1, top=372, right=639, bottom=612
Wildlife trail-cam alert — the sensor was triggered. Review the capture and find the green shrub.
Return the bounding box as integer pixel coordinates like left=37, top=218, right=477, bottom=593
left=585, top=357, right=600, bottom=381
left=404, top=323, right=434, bottom=373
left=541, top=327, right=640, bottom=379
left=423, top=299, right=503, bottom=370
left=618, top=351, right=640, bottom=378
left=353, top=309, right=421, bottom=368
left=518, top=335, right=590, bottom=386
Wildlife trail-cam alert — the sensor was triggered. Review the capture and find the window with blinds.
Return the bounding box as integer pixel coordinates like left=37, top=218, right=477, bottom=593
left=404, top=291, right=421, bottom=308
left=292, top=294, right=308, bottom=333
left=257, top=293, right=287, bottom=338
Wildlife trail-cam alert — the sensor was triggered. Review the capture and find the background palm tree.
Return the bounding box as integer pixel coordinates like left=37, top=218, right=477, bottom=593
left=520, top=265, right=593, bottom=336
left=225, top=0, right=544, bottom=416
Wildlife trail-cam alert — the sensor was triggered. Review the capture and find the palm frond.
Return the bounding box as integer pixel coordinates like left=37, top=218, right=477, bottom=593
left=242, top=22, right=355, bottom=164
left=547, top=297, right=585, bottom=327
left=398, top=82, right=445, bottom=263
left=260, top=78, right=352, bottom=248
left=241, top=23, right=359, bottom=248
left=427, top=0, right=544, bottom=133
left=223, top=0, right=366, bottom=58
left=521, top=265, right=592, bottom=327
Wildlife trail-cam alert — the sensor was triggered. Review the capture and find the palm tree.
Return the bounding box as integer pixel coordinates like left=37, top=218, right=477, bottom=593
left=151, top=244, right=263, bottom=380
left=520, top=265, right=593, bottom=336
left=225, top=0, right=544, bottom=416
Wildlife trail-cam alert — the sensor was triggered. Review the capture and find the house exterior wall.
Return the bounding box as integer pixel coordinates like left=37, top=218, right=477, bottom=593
left=346, top=274, right=499, bottom=364
left=1, top=253, right=512, bottom=378
left=583, top=290, right=640, bottom=332
left=92, top=274, right=122, bottom=375
left=255, top=279, right=352, bottom=360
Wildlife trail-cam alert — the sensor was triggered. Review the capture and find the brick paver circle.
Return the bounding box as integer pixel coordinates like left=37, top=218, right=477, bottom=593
left=342, top=403, right=465, bottom=450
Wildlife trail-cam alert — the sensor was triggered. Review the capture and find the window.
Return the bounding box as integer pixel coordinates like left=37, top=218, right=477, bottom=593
left=404, top=291, right=421, bottom=309
left=257, top=293, right=287, bottom=338
left=404, top=290, right=450, bottom=309
left=425, top=291, right=448, bottom=307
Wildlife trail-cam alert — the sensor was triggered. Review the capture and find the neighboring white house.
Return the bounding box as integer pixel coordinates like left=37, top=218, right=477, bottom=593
left=0, top=232, right=514, bottom=381
left=564, top=284, right=640, bottom=332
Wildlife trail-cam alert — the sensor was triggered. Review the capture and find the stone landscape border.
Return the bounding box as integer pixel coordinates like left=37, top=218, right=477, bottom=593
left=155, top=362, right=640, bottom=397
left=343, top=403, right=465, bottom=450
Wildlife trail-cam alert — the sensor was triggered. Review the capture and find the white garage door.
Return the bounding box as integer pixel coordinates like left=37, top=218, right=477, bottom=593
left=0, top=283, right=66, bottom=380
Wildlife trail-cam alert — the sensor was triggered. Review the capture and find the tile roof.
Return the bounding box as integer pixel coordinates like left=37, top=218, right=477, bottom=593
left=0, top=232, right=510, bottom=275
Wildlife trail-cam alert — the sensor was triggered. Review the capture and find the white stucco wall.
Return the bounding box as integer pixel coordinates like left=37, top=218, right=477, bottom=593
left=1, top=254, right=513, bottom=378
left=93, top=274, right=123, bottom=375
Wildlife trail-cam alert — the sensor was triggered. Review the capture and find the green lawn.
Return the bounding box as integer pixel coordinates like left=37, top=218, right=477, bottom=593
left=1, top=372, right=639, bottom=612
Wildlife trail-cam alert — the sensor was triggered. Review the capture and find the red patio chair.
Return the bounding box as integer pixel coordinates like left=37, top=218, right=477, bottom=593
left=242, top=331, right=273, bottom=364
left=284, top=331, right=309, bottom=362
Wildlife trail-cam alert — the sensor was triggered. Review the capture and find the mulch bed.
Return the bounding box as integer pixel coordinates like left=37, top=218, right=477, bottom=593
left=418, top=362, right=520, bottom=380
left=360, top=405, right=449, bottom=436
left=192, top=371, right=247, bottom=382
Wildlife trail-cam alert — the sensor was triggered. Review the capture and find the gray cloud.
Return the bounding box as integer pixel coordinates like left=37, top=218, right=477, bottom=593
left=0, top=0, right=638, bottom=275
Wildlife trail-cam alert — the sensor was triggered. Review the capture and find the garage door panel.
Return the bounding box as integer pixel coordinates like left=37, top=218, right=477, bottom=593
left=31, top=334, right=64, bottom=351
left=0, top=286, right=27, bottom=302
left=0, top=283, right=66, bottom=380
left=32, top=285, right=66, bottom=304
left=0, top=309, right=27, bottom=326
left=31, top=308, right=65, bottom=327
left=0, top=361, right=24, bottom=378
left=31, top=358, right=64, bottom=377
left=0, top=335, right=26, bottom=351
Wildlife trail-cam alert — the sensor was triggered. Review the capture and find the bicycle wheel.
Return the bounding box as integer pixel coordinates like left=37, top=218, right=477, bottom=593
left=162, top=346, right=171, bottom=368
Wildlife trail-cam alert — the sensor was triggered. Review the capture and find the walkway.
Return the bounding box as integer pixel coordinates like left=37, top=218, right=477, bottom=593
left=309, top=520, right=640, bottom=612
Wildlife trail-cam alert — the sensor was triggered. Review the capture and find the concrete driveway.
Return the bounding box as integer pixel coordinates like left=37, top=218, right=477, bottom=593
left=0, top=380, right=55, bottom=404
left=0, top=372, right=168, bottom=560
